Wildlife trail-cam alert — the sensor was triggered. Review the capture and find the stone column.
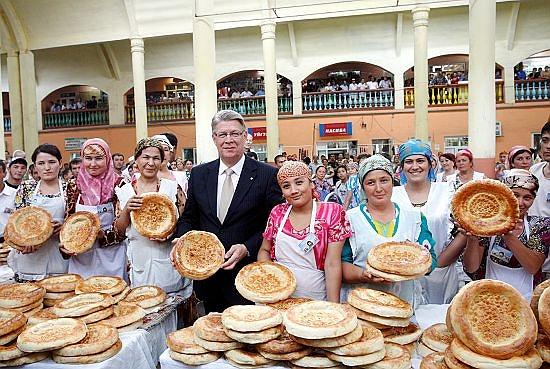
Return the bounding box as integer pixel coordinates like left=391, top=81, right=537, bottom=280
left=411, top=7, right=430, bottom=142
left=131, top=38, right=148, bottom=141
left=292, top=78, right=302, bottom=116
left=261, top=21, right=279, bottom=162
left=503, top=65, right=515, bottom=104
left=468, top=0, right=496, bottom=177
left=19, top=51, right=39, bottom=152
left=0, top=56, right=5, bottom=160
left=393, top=72, right=405, bottom=110
left=193, top=0, right=218, bottom=163
left=7, top=51, right=23, bottom=151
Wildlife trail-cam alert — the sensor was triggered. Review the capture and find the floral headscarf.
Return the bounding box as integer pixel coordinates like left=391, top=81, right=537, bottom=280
left=277, top=161, right=320, bottom=201
left=507, top=145, right=531, bottom=168
left=77, top=138, right=118, bottom=205
left=502, top=168, right=539, bottom=195
left=398, top=139, right=436, bottom=184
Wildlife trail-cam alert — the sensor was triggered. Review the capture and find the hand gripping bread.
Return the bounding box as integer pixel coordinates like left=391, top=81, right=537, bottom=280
left=16, top=318, right=87, bottom=352
left=221, top=305, right=282, bottom=332
left=235, top=261, right=296, bottom=303
left=4, top=206, right=53, bottom=248
left=348, top=288, right=413, bottom=318
left=173, top=230, right=225, bottom=280
left=60, top=211, right=101, bottom=254
left=367, top=241, right=432, bottom=276
left=130, top=192, right=177, bottom=239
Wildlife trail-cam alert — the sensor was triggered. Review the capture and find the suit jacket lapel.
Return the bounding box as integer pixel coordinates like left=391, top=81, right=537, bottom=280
left=207, top=159, right=220, bottom=222
left=226, top=157, right=257, bottom=221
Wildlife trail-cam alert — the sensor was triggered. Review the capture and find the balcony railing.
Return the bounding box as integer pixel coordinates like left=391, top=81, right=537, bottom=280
left=125, top=101, right=195, bottom=124
left=404, top=81, right=504, bottom=107
left=217, top=96, right=293, bottom=116
left=515, top=78, right=549, bottom=102
left=302, top=89, right=394, bottom=112
left=3, top=116, right=10, bottom=132
left=43, top=108, right=109, bottom=129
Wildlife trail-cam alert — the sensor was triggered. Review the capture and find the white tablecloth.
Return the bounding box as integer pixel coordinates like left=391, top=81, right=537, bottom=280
left=160, top=353, right=289, bottom=369
left=0, top=264, right=14, bottom=284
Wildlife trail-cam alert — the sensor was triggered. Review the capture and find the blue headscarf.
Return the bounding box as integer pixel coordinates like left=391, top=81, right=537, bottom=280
left=398, top=139, right=436, bottom=184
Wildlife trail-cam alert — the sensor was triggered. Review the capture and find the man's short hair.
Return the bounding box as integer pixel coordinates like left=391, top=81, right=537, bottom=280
left=112, top=152, right=124, bottom=160
left=274, top=154, right=285, bottom=163
left=211, top=110, right=245, bottom=131
left=69, top=157, right=82, bottom=169
left=8, top=157, right=27, bottom=168
left=541, top=121, right=550, bottom=136
left=0, top=160, right=6, bottom=172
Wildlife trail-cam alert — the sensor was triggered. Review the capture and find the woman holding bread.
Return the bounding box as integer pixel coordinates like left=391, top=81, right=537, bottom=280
left=340, top=154, right=437, bottom=306
left=8, top=144, right=68, bottom=281
left=62, top=138, right=127, bottom=279
left=114, top=138, right=191, bottom=297
left=258, top=161, right=351, bottom=302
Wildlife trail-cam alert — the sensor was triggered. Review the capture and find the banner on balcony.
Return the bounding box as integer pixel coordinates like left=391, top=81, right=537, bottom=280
left=247, top=127, right=267, bottom=141
left=319, top=122, right=352, bottom=137
left=65, top=137, right=88, bottom=151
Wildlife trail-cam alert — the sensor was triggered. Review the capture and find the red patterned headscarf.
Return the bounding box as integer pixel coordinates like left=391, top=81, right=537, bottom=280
left=77, top=138, right=118, bottom=205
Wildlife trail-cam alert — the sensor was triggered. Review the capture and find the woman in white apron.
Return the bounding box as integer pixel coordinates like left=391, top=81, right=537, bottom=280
left=258, top=161, right=351, bottom=302
left=8, top=144, right=68, bottom=281
left=114, top=138, right=191, bottom=299
left=461, top=169, right=550, bottom=301
left=391, top=139, right=461, bottom=304
left=340, top=155, right=437, bottom=308
left=62, top=138, right=127, bottom=280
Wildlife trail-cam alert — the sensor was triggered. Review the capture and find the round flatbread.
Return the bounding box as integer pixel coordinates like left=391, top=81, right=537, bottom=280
left=451, top=179, right=519, bottom=236
left=362, top=343, right=411, bottom=369
left=420, top=352, right=448, bottom=369
left=79, top=305, right=115, bottom=324
left=44, top=291, right=75, bottom=300
left=382, top=323, right=423, bottom=345
left=418, top=341, right=438, bottom=357
left=53, top=323, right=118, bottom=356
left=102, top=303, right=146, bottom=328
left=0, top=283, right=46, bottom=309
left=225, top=347, right=276, bottom=366
left=256, top=330, right=305, bottom=354
left=4, top=206, right=53, bottom=248
left=12, top=298, right=43, bottom=313
left=130, top=192, right=177, bottom=239
left=367, top=241, right=432, bottom=276
left=192, top=332, right=243, bottom=351
left=222, top=305, right=282, bottom=332
left=531, top=279, right=550, bottom=324
left=290, top=320, right=364, bottom=348
left=326, top=347, right=386, bottom=366
left=348, top=288, right=413, bottom=318
left=538, top=287, right=550, bottom=337
left=0, top=324, right=26, bottom=346
left=169, top=350, right=221, bottom=365
left=122, top=285, right=166, bottom=308
left=16, top=317, right=87, bottom=352
left=364, top=263, right=420, bottom=282
left=0, top=351, right=49, bottom=367
left=351, top=305, right=410, bottom=327
left=450, top=338, right=542, bottom=369
left=173, top=230, right=225, bottom=280
left=0, top=340, right=26, bottom=361
left=536, top=334, right=550, bottom=363
left=52, top=292, right=114, bottom=317
left=284, top=300, right=358, bottom=339
left=75, top=276, right=127, bottom=296
left=167, top=327, right=209, bottom=354
left=27, top=307, right=58, bottom=325
left=193, top=313, right=234, bottom=342
left=37, top=274, right=82, bottom=293
left=0, top=308, right=26, bottom=337
left=112, top=286, right=131, bottom=304
left=52, top=339, right=122, bottom=364
left=224, top=324, right=283, bottom=344
left=422, top=323, right=454, bottom=352
left=449, top=279, right=537, bottom=359
left=60, top=211, right=101, bottom=254
left=325, top=324, right=385, bottom=356
left=290, top=352, right=341, bottom=368
left=235, top=261, right=296, bottom=303
left=268, top=298, right=312, bottom=311
left=117, top=319, right=143, bottom=333
left=258, top=347, right=312, bottom=361
left=444, top=347, right=475, bottom=369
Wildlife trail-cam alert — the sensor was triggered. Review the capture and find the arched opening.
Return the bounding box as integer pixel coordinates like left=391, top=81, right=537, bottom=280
left=301, top=62, right=394, bottom=112
left=216, top=70, right=293, bottom=116
left=42, top=85, right=108, bottom=129
left=402, top=54, right=504, bottom=107
left=124, top=77, right=195, bottom=124
left=514, top=49, right=550, bottom=102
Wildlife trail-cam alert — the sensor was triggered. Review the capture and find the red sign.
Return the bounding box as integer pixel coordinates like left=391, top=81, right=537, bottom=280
left=320, top=122, right=352, bottom=137
left=248, top=127, right=267, bottom=141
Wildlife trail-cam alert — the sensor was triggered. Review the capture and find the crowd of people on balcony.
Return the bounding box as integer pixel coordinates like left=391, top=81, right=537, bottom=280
left=515, top=62, right=550, bottom=80
left=301, top=75, right=394, bottom=93
left=47, top=96, right=106, bottom=112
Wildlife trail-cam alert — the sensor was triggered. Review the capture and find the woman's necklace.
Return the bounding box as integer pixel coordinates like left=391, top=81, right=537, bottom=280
left=411, top=200, right=427, bottom=208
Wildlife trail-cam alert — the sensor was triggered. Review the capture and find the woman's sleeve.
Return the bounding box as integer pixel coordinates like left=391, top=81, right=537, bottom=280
left=263, top=205, right=281, bottom=241
left=417, top=213, right=438, bottom=271
left=65, top=179, right=78, bottom=218
left=14, top=182, right=32, bottom=209
left=328, top=205, right=352, bottom=242
left=341, top=239, right=354, bottom=263
left=526, top=217, right=550, bottom=256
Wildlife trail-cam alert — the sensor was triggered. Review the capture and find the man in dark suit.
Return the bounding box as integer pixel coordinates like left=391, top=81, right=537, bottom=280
left=175, top=110, right=283, bottom=313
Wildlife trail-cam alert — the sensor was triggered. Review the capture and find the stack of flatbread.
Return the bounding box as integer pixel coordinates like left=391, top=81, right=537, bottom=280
left=533, top=281, right=550, bottom=364
left=173, top=230, right=226, bottom=280
left=416, top=323, right=453, bottom=358
left=225, top=346, right=277, bottom=368
left=268, top=298, right=312, bottom=312
left=4, top=206, right=53, bottom=252
left=0, top=244, right=10, bottom=265
left=37, top=274, right=82, bottom=307
left=0, top=308, right=27, bottom=347
left=348, top=288, right=414, bottom=330
left=51, top=292, right=115, bottom=324
left=0, top=283, right=46, bottom=317
left=102, top=303, right=146, bottom=332
left=192, top=313, right=243, bottom=352
left=221, top=305, right=283, bottom=345
left=446, top=279, right=542, bottom=369
left=167, top=326, right=221, bottom=365
left=121, top=285, right=166, bottom=312
left=75, top=276, right=130, bottom=303
left=235, top=261, right=296, bottom=303
left=365, top=241, right=432, bottom=282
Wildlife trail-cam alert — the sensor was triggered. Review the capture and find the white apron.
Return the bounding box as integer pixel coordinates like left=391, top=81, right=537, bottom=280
left=340, top=204, right=424, bottom=308
left=485, top=216, right=533, bottom=301
left=8, top=180, right=68, bottom=281
left=115, top=179, right=191, bottom=298
left=274, top=201, right=327, bottom=300
left=68, top=195, right=128, bottom=280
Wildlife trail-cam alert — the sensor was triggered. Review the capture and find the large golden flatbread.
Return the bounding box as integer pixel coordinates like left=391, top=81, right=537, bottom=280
left=444, top=347, right=475, bottom=369
left=268, top=298, right=312, bottom=311
left=75, top=276, right=127, bottom=296
left=367, top=241, right=432, bottom=276
left=325, top=324, right=385, bottom=356
left=52, top=292, right=114, bottom=317
left=193, top=313, right=234, bottom=342
left=224, top=324, right=283, bottom=344
left=0, top=308, right=26, bottom=336
left=364, top=263, right=420, bottom=282
left=169, top=350, right=221, bottom=365
left=16, top=318, right=87, bottom=352
left=348, top=288, right=413, bottom=318
left=362, top=343, right=411, bottom=369
left=235, top=261, right=296, bottom=303
left=351, top=306, right=410, bottom=327
left=4, top=206, right=53, bottom=249
left=451, top=179, right=519, bottom=236
left=37, top=274, right=82, bottom=293
left=167, top=327, right=209, bottom=354
left=538, top=287, right=550, bottom=337
left=122, top=285, right=166, bottom=308
left=290, top=320, right=364, bottom=348
left=256, top=330, right=306, bottom=354
left=225, top=347, right=275, bottom=366
left=27, top=307, right=58, bottom=326
left=0, top=351, right=49, bottom=367
left=531, top=279, right=550, bottom=325
left=53, top=323, right=118, bottom=356
left=130, top=192, right=177, bottom=239
left=382, top=323, right=423, bottom=345
left=173, top=230, right=225, bottom=280
left=221, top=305, right=282, bottom=332
left=0, top=324, right=25, bottom=346
left=421, top=323, right=454, bottom=352
left=449, top=279, right=537, bottom=360
left=284, top=300, right=358, bottom=339
left=0, top=283, right=46, bottom=309
left=192, top=332, right=243, bottom=351
left=101, top=303, right=146, bottom=328
left=52, top=339, right=122, bottom=364
left=60, top=211, right=101, bottom=254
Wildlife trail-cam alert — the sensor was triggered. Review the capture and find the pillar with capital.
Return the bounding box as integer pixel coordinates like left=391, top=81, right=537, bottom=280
left=19, top=51, right=39, bottom=152
left=468, top=0, right=496, bottom=177
left=131, top=37, right=148, bottom=142
left=6, top=52, right=23, bottom=152
left=261, top=21, right=279, bottom=162
left=412, top=7, right=430, bottom=142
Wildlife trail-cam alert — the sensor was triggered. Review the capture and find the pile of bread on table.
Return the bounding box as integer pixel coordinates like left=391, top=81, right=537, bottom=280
left=0, top=274, right=167, bottom=366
